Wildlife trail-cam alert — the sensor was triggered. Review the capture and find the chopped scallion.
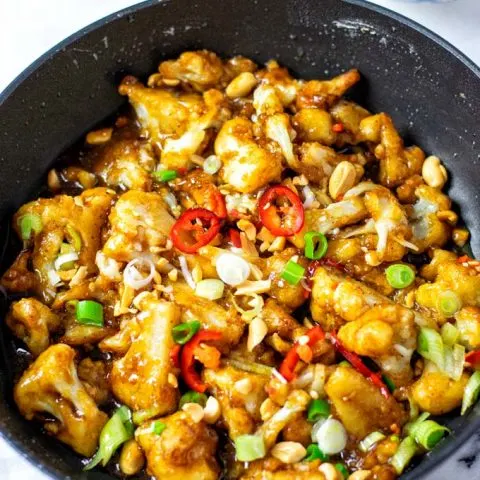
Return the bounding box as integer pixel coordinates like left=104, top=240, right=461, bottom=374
left=305, top=443, right=328, bottom=461
left=75, top=300, right=104, bottom=327
left=172, top=320, right=201, bottom=345
left=382, top=374, right=396, bottom=393
left=307, top=399, right=330, bottom=423
left=152, top=421, right=167, bottom=435
left=461, top=371, right=480, bottom=415
left=234, top=434, right=266, bottom=462
left=203, top=155, right=222, bottom=175
left=84, top=406, right=133, bottom=470
left=417, top=327, right=444, bottom=370
left=153, top=169, right=177, bottom=182
left=179, top=391, right=208, bottom=409
left=18, top=213, right=42, bottom=241
left=335, top=463, right=349, bottom=479
left=281, top=259, right=305, bottom=285
left=359, top=431, right=386, bottom=453
left=385, top=264, right=415, bottom=289
left=304, top=231, right=328, bottom=260
left=390, top=436, right=417, bottom=474
left=441, top=322, right=460, bottom=346
left=437, top=290, right=462, bottom=317
left=66, top=224, right=82, bottom=251
left=195, top=279, right=225, bottom=300
left=410, top=419, right=449, bottom=450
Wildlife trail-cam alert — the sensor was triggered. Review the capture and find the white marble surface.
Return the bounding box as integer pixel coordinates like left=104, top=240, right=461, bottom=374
left=0, top=0, right=479, bottom=479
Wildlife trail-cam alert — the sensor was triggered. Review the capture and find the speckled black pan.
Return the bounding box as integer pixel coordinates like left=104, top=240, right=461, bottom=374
left=0, top=0, right=479, bottom=478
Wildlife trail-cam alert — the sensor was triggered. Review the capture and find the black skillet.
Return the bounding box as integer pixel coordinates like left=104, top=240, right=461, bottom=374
left=0, top=0, right=479, bottom=478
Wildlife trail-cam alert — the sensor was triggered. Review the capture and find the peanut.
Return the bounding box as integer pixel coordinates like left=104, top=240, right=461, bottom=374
left=329, top=161, right=358, bottom=200
left=226, top=72, right=258, bottom=98
left=271, top=441, right=306, bottom=464
left=119, top=439, right=144, bottom=476
left=422, top=155, right=448, bottom=189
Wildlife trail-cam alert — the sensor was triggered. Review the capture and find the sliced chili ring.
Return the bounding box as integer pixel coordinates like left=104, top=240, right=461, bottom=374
left=206, top=189, right=227, bottom=219
left=170, top=208, right=221, bottom=254
left=258, top=185, right=304, bottom=237
left=465, top=350, right=480, bottom=369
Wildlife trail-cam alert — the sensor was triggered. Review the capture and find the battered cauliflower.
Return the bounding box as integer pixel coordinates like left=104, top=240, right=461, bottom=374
left=14, top=344, right=107, bottom=457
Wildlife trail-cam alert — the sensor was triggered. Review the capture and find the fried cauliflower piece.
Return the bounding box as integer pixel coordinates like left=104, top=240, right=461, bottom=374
left=263, top=298, right=301, bottom=340
left=215, top=117, right=283, bottom=193
left=416, top=258, right=480, bottom=317
left=111, top=295, right=180, bottom=420
left=325, top=366, right=407, bottom=439
left=6, top=298, right=61, bottom=356
left=264, top=248, right=308, bottom=311
left=305, top=196, right=368, bottom=234
left=293, top=108, right=335, bottom=145
left=4, top=188, right=114, bottom=301
left=204, top=366, right=268, bottom=439
left=14, top=344, right=107, bottom=457
left=1, top=250, right=36, bottom=293
left=296, top=69, right=360, bottom=109
left=158, top=50, right=226, bottom=91
left=311, top=266, right=417, bottom=385
left=330, top=99, right=371, bottom=140
left=410, top=185, right=451, bottom=252
left=256, top=389, right=310, bottom=449
left=136, top=411, right=219, bottom=480
left=256, top=60, right=299, bottom=106
left=77, top=358, right=110, bottom=405
left=455, top=307, right=480, bottom=349
left=90, top=136, right=156, bottom=191
left=359, top=113, right=424, bottom=187
left=102, top=190, right=175, bottom=262
left=411, top=370, right=469, bottom=415
left=171, top=281, right=244, bottom=348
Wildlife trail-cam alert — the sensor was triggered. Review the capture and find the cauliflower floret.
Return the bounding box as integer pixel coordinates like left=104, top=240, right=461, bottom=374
left=253, top=84, right=284, bottom=116
left=330, top=99, right=371, bottom=140
left=293, top=108, right=335, bottom=145
left=411, top=370, right=469, bottom=415
left=135, top=411, right=219, bottom=480
left=91, top=136, right=156, bottom=191
left=14, top=344, right=107, bottom=457
left=204, top=366, right=268, bottom=439
left=158, top=50, right=226, bottom=91
left=264, top=248, right=308, bottom=312
left=296, top=69, right=360, bottom=109
left=256, top=60, right=299, bottom=106
left=359, top=113, right=424, bottom=187
left=305, top=196, right=368, bottom=234
left=6, top=298, right=61, bottom=356
left=416, top=259, right=480, bottom=317
left=103, top=190, right=174, bottom=262
left=215, top=117, right=283, bottom=193
left=325, top=366, right=407, bottom=439
left=263, top=298, right=301, bottom=340
left=171, top=281, right=244, bottom=347
left=455, top=307, right=480, bottom=349
left=111, top=295, right=180, bottom=420
left=5, top=188, right=114, bottom=302
left=77, top=358, right=110, bottom=405
left=312, top=266, right=417, bottom=385
left=410, top=185, right=451, bottom=252
left=264, top=113, right=297, bottom=167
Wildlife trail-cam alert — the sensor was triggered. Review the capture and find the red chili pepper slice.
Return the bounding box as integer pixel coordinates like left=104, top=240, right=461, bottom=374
left=332, top=122, right=345, bottom=133
left=258, top=185, right=304, bottom=237
left=170, top=344, right=181, bottom=369
left=465, top=350, right=480, bottom=369
left=330, top=332, right=390, bottom=398
left=180, top=330, right=222, bottom=392
left=206, top=189, right=227, bottom=219
left=228, top=228, right=242, bottom=248
left=279, top=326, right=325, bottom=381
left=170, top=208, right=221, bottom=254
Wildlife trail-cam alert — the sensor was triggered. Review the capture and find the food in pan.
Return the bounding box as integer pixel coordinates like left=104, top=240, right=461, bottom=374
left=3, top=50, right=480, bottom=480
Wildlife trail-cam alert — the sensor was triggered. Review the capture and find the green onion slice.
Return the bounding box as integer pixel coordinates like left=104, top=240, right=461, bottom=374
left=382, top=374, right=396, bottom=393
left=385, top=264, right=415, bottom=289
left=179, top=391, right=208, bottom=409
left=153, top=169, right=177, bottom=182
left=437, top=290, right=462, bottom=317
left=203, top=155, right=222, bottom=175
left=66, top=224, right=82, bottom=251
left=304, top=231, right=328, bottom=260
left=444, top=343, right=465, bottom=381
left=404, top=412, right=430, bottom=437
left=410, top=419, right=449, bottom=450
left=335, top=463, right=349, bottom=479
left=75, top=300, right=104, bottom=327
left=172, top=320, right=201, bottom=345
left=441, top=322, right=460, bottom=346
left=417, top=327, right=444, bottom=370
left=307, top=399, right=330, bottom=423
left=18, top=213, right=42, bottom=241
left=461, top=371, right=480, bottom=415
left=305, top=443, right=329, bottom=461
left=152, top=421, right=167, bottom=435
left=84, top=406, right=133, bottom=470
left=234, top=434, right=266, bottom=462
left=281, top=259, right=305, bottom=285
left=359, top=431, right=386, bottom=453
left=390, top=436, right=417, bottom=474
left=224, top=358, right=273, bottom=376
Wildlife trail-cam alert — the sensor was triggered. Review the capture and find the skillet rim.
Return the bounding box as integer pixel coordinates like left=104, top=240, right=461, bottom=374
left=0, top=1, right=479, bottom=479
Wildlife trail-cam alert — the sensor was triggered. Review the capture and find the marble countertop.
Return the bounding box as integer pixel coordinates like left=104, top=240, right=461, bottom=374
left=0, top=0, right=479, bottom=479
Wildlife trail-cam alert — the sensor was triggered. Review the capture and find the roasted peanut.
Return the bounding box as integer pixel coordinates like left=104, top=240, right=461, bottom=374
left=422, top=155, right=448, bottom=188
left=86, top=127, right=113, bottom=145
left=119, top=439, right=145, bottom=476
left=247, top=317, right=268, bottom=351
left=348, top=470, right=372, bottom=480
left=452, top=227, right=470, bottom=247
left=270, top=441, right=306, bottom=464
left=329, top=161, right=357, bottom=200
left=203, top=396, right=221, bottom=424
left=226, top=72, right=258, bottom=98
left=319, top=462, right=343, bottom=480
